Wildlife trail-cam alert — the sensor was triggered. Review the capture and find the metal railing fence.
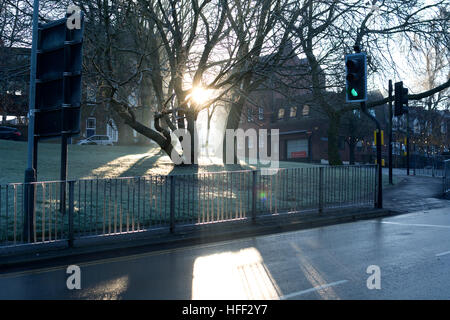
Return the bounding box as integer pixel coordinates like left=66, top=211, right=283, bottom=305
left=412, top=154, right=446, bottom=177
left=0, top=165, right=377, bottom=248
left=390, top=154, right=447, bottom=177
left=444, top=160, right=450, bottom=197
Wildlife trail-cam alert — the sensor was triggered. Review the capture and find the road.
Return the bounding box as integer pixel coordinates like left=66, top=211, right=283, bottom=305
left=0, top=206, right=450, bottom=300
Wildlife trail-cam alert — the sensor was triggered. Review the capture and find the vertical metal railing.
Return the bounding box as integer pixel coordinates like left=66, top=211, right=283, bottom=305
left=0, top=165, right=378, bottom=248
left=411, top=154, right=445, bottom=177
left=0, top=181, right=69, bottom=246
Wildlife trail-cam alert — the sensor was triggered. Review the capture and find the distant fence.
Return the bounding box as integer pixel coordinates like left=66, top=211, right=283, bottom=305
left=412, top=154, right=446, bottom=177
left=387, top=154, right=449, bottom=178
left=0, top=165, right=377, bottom=249
left=444, top=160, right=450, bottom=198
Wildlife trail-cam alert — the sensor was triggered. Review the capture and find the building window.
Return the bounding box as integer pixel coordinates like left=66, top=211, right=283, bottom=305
left=86, top=117, right=96, bottom=138
left=258, top=107, right=264, bottom=120
left=107, top=119, right=118, bottom=142
left=128, top=91, right=138, bottom=107
left=413, top=118, right=420, bottom=134
left=247, top=108, right=253, bottom=122
left=426, top=121, right=432, bottom=135
left=290, top=106, right=297, bottom=118
left=302, top=104, right=310, bottom=116
left=392, top=117, right=398, bottom=130
left=278, top=108, right=285, bottom=120
left=86, top=117, right=96, bottom=129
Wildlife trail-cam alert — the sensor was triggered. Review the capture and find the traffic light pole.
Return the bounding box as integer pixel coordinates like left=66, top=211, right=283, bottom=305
left=59, top=133, right=68, bottom=213
left=60, top=21, right=73, bottom=212
left=406, top=111, right=410, bottom=176
left=23, top=0, right=40, bottom=242
left=361, top=101, right=383, bottom=209
left=388, top=80, right=393, bottom=185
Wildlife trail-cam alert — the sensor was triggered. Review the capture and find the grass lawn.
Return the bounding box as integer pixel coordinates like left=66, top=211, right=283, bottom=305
left=0, top=140, right=401, bottom=188
left=0, top=139, right=317, bottom=184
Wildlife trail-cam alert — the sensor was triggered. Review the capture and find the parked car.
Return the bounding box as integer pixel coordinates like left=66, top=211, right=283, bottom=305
left=0, top=126, right=22, bottom=140
left=77, top=135, right=114, bottom=146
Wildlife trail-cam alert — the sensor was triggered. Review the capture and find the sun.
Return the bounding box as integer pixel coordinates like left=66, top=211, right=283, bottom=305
left=190, top=86, right=211, bottom=105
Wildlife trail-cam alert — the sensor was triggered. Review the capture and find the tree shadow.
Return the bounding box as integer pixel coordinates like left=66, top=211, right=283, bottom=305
left=117, top=150, right=167, bottom=178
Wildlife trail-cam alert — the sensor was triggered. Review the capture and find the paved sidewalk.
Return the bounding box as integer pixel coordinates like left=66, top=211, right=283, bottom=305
left=383, top=174, right=449, bottom=213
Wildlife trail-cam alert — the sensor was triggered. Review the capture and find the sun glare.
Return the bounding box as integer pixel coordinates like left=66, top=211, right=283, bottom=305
left=191, top=247, right=281, bottom=299
left=190, top=86, right=211, bottom=105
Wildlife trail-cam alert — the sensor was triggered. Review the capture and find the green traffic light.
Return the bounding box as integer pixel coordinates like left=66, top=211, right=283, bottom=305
left=351, top=88, right=358, bottom=97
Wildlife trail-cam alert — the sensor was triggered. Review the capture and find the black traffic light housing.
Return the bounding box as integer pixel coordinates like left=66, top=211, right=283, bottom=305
left=345, top=52, right=367, bottom=103
left=34, top=14, right=84, bottom=138
left=394, top=81, right=408, bottom=116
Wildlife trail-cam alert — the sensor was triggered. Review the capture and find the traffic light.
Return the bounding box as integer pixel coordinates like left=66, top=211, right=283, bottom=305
left=394, top=81, right=408, bottom=116
left=34, top=14, right=84, bottom=138
left=345, top=53, right=367, bottom=103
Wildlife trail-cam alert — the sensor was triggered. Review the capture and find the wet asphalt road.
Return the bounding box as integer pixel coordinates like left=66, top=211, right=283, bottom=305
left=0, top=205, right=450, bottom=300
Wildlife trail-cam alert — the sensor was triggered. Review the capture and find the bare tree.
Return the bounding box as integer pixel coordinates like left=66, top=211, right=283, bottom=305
left=71, top=0, right=301, bottom=165
left=284, top=0, right=450, bottom=165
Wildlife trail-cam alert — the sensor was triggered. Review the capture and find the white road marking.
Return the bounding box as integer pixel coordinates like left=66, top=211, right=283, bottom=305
left=280, top=280, right=348, bottom=300
left=380, top=221, right=450, bottom=229
left=436, top=251, right=450, bottom=257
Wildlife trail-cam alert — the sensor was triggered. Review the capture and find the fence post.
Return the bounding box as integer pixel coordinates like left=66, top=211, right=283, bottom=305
left=373, top=165, right=378, bottom=208
left=170, top=175, right=175, bottom=233
left=252, top=170, right=257, bottom=224
left=319, top=167, right=324, bottom=214
left=68, top=181, right=74, bottom=248
left=444, top=160, right=450, bottom=198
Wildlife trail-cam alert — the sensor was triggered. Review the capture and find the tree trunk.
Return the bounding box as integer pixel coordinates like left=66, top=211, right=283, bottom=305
left=222, top=101, right=244, bottom=164
left=327, top=114, right=343, bottom=166
left=187, top=111, right=197, bottom=164
left=205, top=114, right=211, bottom=157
